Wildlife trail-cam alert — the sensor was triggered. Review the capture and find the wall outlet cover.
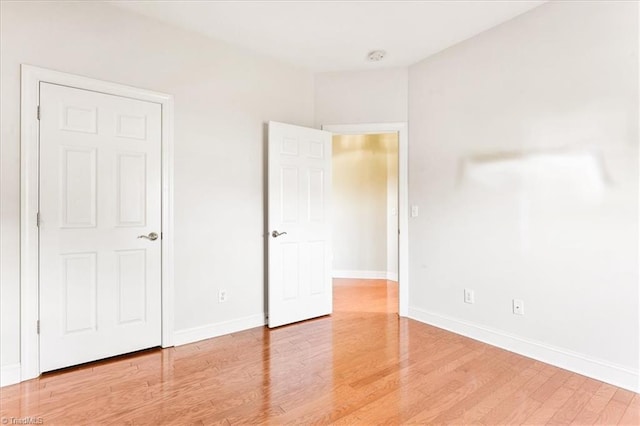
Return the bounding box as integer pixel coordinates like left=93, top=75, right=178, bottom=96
left=513, top=299, right=524, bottom=315
left=464, top=288, right=475, bottom=304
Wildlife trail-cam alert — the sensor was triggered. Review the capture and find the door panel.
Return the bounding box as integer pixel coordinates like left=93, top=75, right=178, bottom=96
left=268, top=121, right=332, bottom=328
left=60, top=147, right=97, bottom=227
left=116, top=153, right=147, bottom=226
left=116, top=249, right=147, bottom=324
left=61, top=252, right=97, bottom=334
left=39, top=82, right=162, bottom=372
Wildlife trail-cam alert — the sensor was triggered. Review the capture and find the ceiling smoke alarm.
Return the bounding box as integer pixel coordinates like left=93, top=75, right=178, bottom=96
left=367, top=50, right=386, bottom=62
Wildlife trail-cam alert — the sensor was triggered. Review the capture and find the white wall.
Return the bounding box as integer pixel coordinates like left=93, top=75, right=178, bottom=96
left=314, top=68, right=408, bottom=127
left=408, top=1, right=639, bottom=391
left=0, top=1, right=314, bottom=376
left=332, top=134, right=398, bottom=278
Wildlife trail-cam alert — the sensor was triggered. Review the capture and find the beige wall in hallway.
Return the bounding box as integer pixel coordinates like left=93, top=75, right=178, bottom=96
left=332, top=133, right=398, bottom=278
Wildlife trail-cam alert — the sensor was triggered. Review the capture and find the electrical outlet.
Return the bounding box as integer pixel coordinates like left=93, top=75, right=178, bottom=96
left=411, top=205, right=419, bottom=217
left=218, top=290, right=227, bottom=303
left=464, top=288, right=475, bottom=304
left=513, top=299, right=524, bottom=315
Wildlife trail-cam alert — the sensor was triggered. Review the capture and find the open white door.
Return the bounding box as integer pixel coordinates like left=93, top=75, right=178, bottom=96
left=267, top=121, right=332, bottom=328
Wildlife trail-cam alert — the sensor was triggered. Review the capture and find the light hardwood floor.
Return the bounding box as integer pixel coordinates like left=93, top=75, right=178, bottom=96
left=1, top=279, right=638, bottom=425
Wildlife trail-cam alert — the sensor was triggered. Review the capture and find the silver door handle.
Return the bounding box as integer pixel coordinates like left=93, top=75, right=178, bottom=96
left=138, top=232, right=159, bottom=241
left=271, top=230, right=287, bottom=238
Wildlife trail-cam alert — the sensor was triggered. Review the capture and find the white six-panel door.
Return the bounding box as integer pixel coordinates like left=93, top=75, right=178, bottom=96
left=267, top=121, right=332, bottom=328
left=39, top=83, right=162, bottom=372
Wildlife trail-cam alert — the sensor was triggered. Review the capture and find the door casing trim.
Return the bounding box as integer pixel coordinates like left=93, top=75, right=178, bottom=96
left=322, top=123, right=409, bottom=317
left=20, top=64, right=175, bottom=382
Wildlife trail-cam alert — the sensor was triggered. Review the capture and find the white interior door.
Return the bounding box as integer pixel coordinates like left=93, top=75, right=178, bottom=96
left=39, top=82, right=162, bottom=372
left=268, top=121, right=332, bottom=328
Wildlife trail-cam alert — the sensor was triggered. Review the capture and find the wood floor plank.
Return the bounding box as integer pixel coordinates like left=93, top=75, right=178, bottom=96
left=476, top=366, right=552, bottom=425
left=595, top=397, right=629, bottom=425
left=438, top=361, right=539, bottom=424
left=529, top=368, right=572, bottom=403
left=618, top=394, right=640, bottom=425
left=408, top=355, right=524, bottom=424
left=612, top=388, right=637, bottom=405
left=570, top=383, right=617, bottom=425
left=1, top=279, right=637, bottom=425
left=327, top=347, right=493, bottom=424
left=547, top=383, right=599, bottom=425
left=274, top=344, right=475, bottom=424
left=523, top=385, right=577, bottom=425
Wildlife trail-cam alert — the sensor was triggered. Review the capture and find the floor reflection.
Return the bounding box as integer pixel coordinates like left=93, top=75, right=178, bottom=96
left=7, top=279, right=596, bottom=425
left=0, top=279, right=402, bottom=424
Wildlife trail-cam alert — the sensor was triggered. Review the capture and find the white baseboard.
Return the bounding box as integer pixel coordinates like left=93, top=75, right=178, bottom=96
left=1, top=363, right=22, bottom=387
left=174, top=314, right=266, bottom=346
left=408, top=307, right=640, bottom=393
left=333, top=270, right=398, bottom=281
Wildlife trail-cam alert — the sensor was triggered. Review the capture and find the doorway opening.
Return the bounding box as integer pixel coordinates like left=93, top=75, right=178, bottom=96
left=331, top=132, right=399, bottom=315
left=322, top=123, right=409, bottom=316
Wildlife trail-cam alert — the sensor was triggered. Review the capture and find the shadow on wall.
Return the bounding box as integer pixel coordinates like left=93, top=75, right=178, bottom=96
left=458, top=148, right=610, bottom=203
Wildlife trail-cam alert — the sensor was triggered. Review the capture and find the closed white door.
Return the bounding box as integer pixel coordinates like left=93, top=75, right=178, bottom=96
left=267, top=121, right=332, bottom=328
left=39, top=83, right=162, bottom=372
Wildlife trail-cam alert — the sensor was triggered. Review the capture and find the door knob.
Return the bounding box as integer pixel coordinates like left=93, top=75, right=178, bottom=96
left=138, top=232, right=159, bottom=241
left=271, top=230, right=287, bottom=238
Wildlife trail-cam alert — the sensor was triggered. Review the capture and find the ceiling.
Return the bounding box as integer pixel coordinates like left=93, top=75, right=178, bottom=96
left=114, top=1, right=545, bottom=73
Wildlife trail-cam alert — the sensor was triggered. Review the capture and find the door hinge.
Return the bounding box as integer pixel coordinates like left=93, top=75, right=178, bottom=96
left=37, top=105, right=40, bottom=120
left=37, top=320, right=40, bottom=334
left=36, top=212, right=40, bottom=228
left=161, top=232, right=163, bottom=240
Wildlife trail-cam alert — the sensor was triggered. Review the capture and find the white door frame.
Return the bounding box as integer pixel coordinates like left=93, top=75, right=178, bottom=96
left=20, top=65, right=175, bottom=382
left=322, top=123, right=409, bottom=317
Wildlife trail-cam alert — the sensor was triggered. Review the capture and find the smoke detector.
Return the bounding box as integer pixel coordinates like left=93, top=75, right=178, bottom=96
left=367, top=50, right=386, bottom=62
